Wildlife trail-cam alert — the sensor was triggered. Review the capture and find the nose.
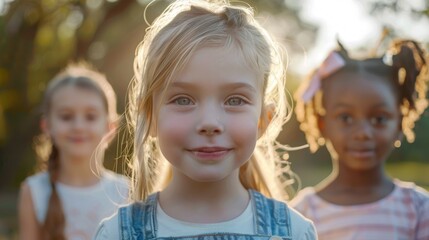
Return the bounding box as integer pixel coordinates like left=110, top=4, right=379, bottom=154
left=353, top=120, right=373, bottom=140
left=72, top=116, right=86, bottom=130
left=196, top=102, right=224, bottom=136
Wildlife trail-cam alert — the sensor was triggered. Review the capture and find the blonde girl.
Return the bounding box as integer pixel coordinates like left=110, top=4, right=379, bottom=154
left=291, top=39, right=429, bottom=239
left=95, top=0, right=316, bottom=239
left=18, top=63, right=129, bottom=240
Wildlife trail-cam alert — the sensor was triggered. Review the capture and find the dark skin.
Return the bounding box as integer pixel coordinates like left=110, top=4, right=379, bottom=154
left=315, top=71, right=401, bottom=205
left=315, top=159, right=395, bottom=205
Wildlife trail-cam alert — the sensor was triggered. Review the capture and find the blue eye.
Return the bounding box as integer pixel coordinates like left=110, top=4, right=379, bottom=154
left=174, top=97, right=193, bottom=105
left=226, top=97, right=245, bottom=106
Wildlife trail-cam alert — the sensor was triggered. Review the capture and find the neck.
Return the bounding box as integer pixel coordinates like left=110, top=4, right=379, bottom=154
left=164, top=170, right=247, bottom=200
left=57, top=155, right=102, bottom=187
left=328, top=161, right=391, bottom=190
left=159, top=169, right=249, bottom=223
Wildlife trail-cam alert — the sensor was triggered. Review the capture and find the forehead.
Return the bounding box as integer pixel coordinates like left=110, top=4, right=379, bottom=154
left=322, top=71, right=398, bottom=106
left=173, top=46, right=261, bottom=89
left=50, top=85, right=105, bottom=110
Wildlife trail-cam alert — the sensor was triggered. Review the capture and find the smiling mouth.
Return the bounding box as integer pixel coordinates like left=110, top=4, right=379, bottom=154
left=188, top=147, right=231, bottom=160
left=348, top=149, right=375, bottom=158
left=69, top=138, right=87, bottom=143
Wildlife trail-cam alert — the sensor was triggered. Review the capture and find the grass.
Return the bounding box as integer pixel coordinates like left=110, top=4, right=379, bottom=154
left=385, top=162, right=429, bottom=190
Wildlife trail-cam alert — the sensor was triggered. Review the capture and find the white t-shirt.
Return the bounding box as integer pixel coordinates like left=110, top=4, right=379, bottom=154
left=290, top=179, right=429, bottom=240
left=95, top=198, right=316, bottom=239
left=27, top=170, right=129, bottom=240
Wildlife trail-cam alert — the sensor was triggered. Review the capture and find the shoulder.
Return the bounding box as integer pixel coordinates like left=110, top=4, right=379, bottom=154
left=102, top=170, right=130, bottom=186
left=95, top=199, right=153, bottom=240
left=115, top=193, right=158, bottom=225
left=250, top=190, right=317, bottom=239
left=393, top=179, right=429, bottom=206
left=25, top=171, right=50, bottom=187
left=18, top=181, right=33, bottom=208
left=289, top=187, right=317, bottom=210
left=19, top=172, right=51, bottom=224
left=23, top=173, right=51, bottom=207
left=288, top=207, right=318, bottom=240
left=18, top=180, right=41, bottom=238
left=100, top=170, right=130, bottom=201
left=94, top=210, right=121, bottom=240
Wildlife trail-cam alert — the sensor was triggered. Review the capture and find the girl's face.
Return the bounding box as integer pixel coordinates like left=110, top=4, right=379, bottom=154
left=154, top=46, right=264, bottom=183
left=44, top=85, right=110, bottom=162
left=320, top=71, right=401, bottom=171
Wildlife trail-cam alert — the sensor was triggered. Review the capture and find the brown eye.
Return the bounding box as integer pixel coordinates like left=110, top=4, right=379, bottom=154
left=59, top=114, right=73, bottom=121
left=86, top=113, right=98, bottom=121
left=339, top=114, right=353, bottom=124
left=371, top=116, right=388, bottom=126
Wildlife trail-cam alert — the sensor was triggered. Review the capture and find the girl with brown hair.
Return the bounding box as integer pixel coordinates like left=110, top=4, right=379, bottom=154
left=18, top=63, right=129, bottom=240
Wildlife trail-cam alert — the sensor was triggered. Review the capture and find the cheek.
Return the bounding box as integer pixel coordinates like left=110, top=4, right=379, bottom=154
left=48, top=121, right=67, bottom=136
left=157, top=113, right=193, bottom=143
left=94, top=120, right=110, bottom=134
left=228, top=116, right=259, bottom=148
left=378, top=128, right=399, bottom=147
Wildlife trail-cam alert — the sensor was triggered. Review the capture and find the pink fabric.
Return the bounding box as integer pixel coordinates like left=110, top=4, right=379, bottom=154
left=290, top=180, right=429, bottom=240
left=301, top=51, right=346, bottom=102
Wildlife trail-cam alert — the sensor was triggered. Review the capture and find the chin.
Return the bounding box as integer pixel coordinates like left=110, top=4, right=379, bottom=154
left=188, top=172, right=230, bottom=183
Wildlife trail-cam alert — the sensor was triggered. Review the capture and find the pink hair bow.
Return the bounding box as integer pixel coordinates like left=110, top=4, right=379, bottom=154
left=301, top=51, right=345, bottom=103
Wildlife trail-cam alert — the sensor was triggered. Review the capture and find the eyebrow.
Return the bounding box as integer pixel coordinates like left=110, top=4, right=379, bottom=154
left=169, top=81, right=258, bottom=93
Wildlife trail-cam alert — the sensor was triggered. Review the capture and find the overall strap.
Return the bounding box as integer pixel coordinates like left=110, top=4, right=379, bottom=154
left=250, top=190, right=292, bottom=238
left=119, top=193, right=158, bottom=240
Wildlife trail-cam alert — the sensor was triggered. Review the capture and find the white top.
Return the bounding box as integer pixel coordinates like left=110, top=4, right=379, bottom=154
left=94, top=198, right=316, bottom=239
left=290, top=179, right=429, bottom=240
left=27, top=170, right=129, bottom=240
left=156, top=201, right=254, bottom=237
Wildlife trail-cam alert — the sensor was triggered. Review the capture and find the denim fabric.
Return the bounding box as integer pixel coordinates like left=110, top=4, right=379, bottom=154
left=119, top=190, right=292, bottom=240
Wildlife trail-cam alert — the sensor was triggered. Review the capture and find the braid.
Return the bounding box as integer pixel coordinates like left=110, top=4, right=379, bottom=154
left=42, top=145, right=66, bottom=240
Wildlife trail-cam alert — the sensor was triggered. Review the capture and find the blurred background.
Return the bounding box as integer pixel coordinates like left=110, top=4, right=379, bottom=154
left=0, top=0, right=428, bottom=238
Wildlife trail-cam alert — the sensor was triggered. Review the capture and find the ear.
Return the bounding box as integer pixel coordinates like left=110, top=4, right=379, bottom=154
left=149, top=99, right=159, bottom=138
left=149, top=110, right=157, bottom=138
left=40, top=117, right=49, bottom=135
left=149, top=122, right=157, bottom=137
left=108, top=120, right=117, bottom=132
left=104, top=120, right=118, bottom=144
left=396, top=131, right=404, bottom=142
left=395, top=116, right=403, bottom=143
left=258, top=103, right=274, bottom=138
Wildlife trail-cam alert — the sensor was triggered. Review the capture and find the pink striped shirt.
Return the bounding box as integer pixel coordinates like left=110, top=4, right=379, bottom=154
left=290, top=180, right=429, bottom=240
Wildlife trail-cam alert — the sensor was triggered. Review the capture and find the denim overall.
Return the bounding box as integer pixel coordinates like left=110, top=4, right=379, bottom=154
left=118, top=190, right=292, bottom=240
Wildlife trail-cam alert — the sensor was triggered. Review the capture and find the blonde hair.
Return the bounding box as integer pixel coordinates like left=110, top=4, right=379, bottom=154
left=127, top=0, right=292, bottom=201
left=35, top=62, right=118, bottom=240
left=295, top=39, right=429, bottom=152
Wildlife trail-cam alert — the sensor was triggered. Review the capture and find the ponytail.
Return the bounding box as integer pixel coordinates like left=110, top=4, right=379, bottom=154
left=385, top=40, right=428, bottom=142
left=390, top=40, right=427, bottom=110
